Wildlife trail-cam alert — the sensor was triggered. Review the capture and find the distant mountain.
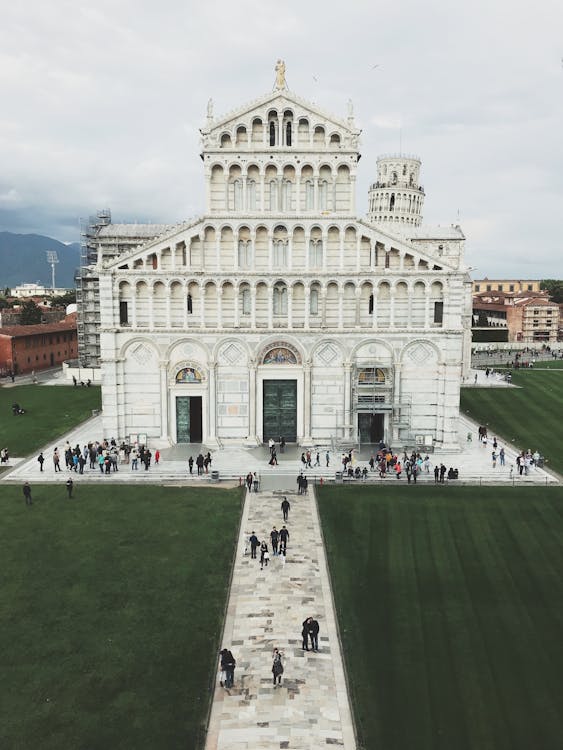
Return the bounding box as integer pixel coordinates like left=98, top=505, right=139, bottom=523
left=0, top=232, right=81, bottom=289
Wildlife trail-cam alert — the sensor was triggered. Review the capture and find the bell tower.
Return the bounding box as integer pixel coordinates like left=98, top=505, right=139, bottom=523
left=367, top=154, right=425, bottom=227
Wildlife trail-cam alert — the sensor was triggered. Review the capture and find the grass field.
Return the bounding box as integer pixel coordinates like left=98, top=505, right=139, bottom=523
left=0, top=484, right=243, bottom=750
left=0, top=385, right=101, bottom=456
left=461, top=369, right=563, bottom=475
left=318, top=485, right=563, bottom=750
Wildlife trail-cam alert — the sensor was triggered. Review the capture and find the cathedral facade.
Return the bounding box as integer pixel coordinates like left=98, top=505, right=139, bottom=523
left=96, top=69, right=472, bottom=450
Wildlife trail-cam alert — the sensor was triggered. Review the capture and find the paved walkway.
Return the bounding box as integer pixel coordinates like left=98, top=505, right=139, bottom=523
left=205, top=487, right=356, bottom=750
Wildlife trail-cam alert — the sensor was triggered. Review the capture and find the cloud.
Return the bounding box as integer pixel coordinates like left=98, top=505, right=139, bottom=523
left=0, top=0, right=562, bottom=278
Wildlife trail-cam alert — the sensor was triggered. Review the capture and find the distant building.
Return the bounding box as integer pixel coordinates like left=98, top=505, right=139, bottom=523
left=10, top=283, right=71, bottom=298
left=0, top=314, right=77, bottom=375
left=472, top=279, right=541, bottom=294
left=473, top=290, right=559, bottom=342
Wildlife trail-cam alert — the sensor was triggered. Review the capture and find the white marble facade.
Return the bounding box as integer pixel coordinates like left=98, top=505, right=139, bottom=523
left=97, top=73, right=472, bottom=449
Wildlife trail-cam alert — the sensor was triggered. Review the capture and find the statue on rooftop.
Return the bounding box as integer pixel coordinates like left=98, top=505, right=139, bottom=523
left=274, top=59, right=287, bottom=90
left=206, top=98, right=214, bottom=120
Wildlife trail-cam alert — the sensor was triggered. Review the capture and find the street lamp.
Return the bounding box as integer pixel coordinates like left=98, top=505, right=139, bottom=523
left=46, top=250, right=59, bottom=290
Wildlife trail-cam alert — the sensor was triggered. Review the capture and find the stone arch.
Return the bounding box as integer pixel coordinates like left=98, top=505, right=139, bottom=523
left=258, top=338, right=303, bottom=365
left=166, top=337, right=210, bottom=363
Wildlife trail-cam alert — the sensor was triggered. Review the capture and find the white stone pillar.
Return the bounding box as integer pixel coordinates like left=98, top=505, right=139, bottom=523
left=321, top=286, right=327, bottom=327
left=399, top=252, right=405, bottom=271
left=392, top=362, right=402, bottom=443
left=303, top=361, right=312, bottom=443
left=322, top=230, right=328, bottom=272
left=166, top=287, right=171, bottom=328
left=234, top=283, right=240, bottom=328
left=159, top=360, right=169, bottom=440
left=233, top=233, right=238, bottom=271
left=305, top=231, right=310, bottom=272
left=268, top=231, right=273, bottom=273
left=356, top=234, right=361, bottom=272
left=355, top=286, right=362, bottom=327
left=287, top=285, right=293, bottom=328
left=425, top=287, right=431, bottom=328
left=200, top=283, right=206, bottom=327
left=343, top=361, right=352, bottom=439
left=131, top=288, right=137, bottom=329
left=207, top=360, right=218, bottom=445
left=183, top=281, right=189, bottom=329
left=390, top=289, right=396, bottom=328
left=287, top=233, right=293, bottom=271
left=242, top=172, right=248, bottom=211
left=350, top=175, right=356, bottom=213
left=314, top=177, right=319, bottom=211
left=246, top=360, right=258, bottom=444
left=304, top=285, right=311, bottom=330
left=339, top=229, right=345, bottom=271
left=338, top=286, right=344, bottom=330
left=296, top=171, right=301, bottom=211
left=171, top=245, right=176, bottom=272
left=148, top=285, right=154, bottom=330
left=251, top=285, right=257, bottom=329
left=372, top=286, right=378, bottom=330
left=268, top=283, right=274, bottom=329
left=260, top=174, right=265, bottom=212
left=217, top=285, right=223, bottom=328
left=215, top=231, right=221, bottom=271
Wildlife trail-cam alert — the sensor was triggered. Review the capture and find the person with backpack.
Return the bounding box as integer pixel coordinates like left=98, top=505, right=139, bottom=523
left=272, top=648, right=284, bottom=687
left=37, top=452, right=45, bottom=472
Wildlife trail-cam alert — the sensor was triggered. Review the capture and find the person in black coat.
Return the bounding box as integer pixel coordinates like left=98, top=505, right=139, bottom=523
left=309, top=617, right=320, bottom=651
left=249, top=532, right=260, bottom=559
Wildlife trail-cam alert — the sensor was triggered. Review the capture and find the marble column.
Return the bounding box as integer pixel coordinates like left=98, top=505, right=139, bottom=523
left=159, top=360, right=169, bottom=440
left=343, top=362, right=352, bottom=439
left=268, top=283, right=274, bottom=329
left=304, top=286, right=311, bottom=330
left=200, top=283, right=206, bottom=327
left=246, top=360, right=258, bottom=445
left=251, top=286, right=257, bottom=329
left=207, top=360, right=219, bottom=446
left=302, top=361, right=312, bottom=444
left=392, top=362, right=402, bottom=443
left=287, top=286, right=293, bottom=329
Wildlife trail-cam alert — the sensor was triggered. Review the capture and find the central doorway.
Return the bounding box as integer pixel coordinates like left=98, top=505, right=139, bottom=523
left=176, top=396, right=202, bottom=443
left=263, top=379, right=297, bottom=442
left=358, top=413, right=384, bottom=443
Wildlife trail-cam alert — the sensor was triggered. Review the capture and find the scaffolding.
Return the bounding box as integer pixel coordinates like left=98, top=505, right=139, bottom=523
left=76, top=210, right=111, bottom=366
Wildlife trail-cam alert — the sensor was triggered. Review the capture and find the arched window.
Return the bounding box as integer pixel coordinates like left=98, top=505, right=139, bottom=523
left=233, top=179, right=242, bottom=210
left=273, top=240, right=287, bottom=267
left=309, top=288, right=319, bottom=315
left=305, top=180, right=314, bottom=210
left=368, top=294, right=374, bottom=314
left=281, top=180, right=292, bottom=211
left=247, top=180, right=256, bottom=210
left=270, top=180, right=279, bottom=211
left=187, top=294, right=193, bottom=314
left=309, top=239, right=323, bottom=268
left=286, top=121, right=292, bottom=146
left=273, top=284, right=288, bottom=315
left=318, top=180, right=328, bottom=210
left=238, top=240, right=251, bottom=268
left=269, top=121, right=276, bottom=146
left=241, top=288, right=251, bottom=315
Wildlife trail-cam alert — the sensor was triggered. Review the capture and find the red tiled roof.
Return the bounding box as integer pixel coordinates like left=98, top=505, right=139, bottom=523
left=0, top=316, right=77, bottom=338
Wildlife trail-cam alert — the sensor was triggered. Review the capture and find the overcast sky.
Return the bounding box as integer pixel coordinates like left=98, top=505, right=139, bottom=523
left=1, top=0, right=562, bottom=279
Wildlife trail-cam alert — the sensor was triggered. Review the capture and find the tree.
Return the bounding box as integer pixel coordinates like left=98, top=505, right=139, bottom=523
left=540, top=279, right=563, bottom=304
left=19, top=299, right=42, bottom=325
left=48, top=291, right=76, bottom=306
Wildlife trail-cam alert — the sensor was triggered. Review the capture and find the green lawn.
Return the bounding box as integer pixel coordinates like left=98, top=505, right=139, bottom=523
left=0, top=484, right=243, bottom=750
left=318, top=485, right=563, bottom=750
left=0, top=385, right=101, bottom=455
left=461, top=369, right=563, bottom=475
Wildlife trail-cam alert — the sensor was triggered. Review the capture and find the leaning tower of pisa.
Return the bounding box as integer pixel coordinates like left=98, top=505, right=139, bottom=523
left=367, top=154, right=425, bottom=227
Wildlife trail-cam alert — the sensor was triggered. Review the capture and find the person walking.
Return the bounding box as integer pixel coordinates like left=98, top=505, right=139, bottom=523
left=66, top=478, right=74, bottom=498
left=196, top=453, right=204, bottom=476
left=279, top=525, right=289, bottom=554
left=326, top=450, right=330, bottom=467
left=259, top=540, right=269, bottom=569
left=270, top=527, right=279, bottom=556
left=246, top=472, right=253, bottom=492
left=499, top=447, right=505, bottom=466
left=219, top=649, right=236, bottom=688
left=491, top=450, right=497, bottom=468
left=281, top=497, right=290, bottom=521
left=302, top=618, right=311, bottom=651
left=309, top=617, right=320, bottom=652
left=249, top=531, right=260, bottom=559
left=434, top=465, right=439, bottom=483
left=272, top=648, right=284, bottom=687
left=188, top=455, right=194, bottom=475
left=22, top=481, right=32, bottom=506
left=53, top=448, right=62, bottom=472
left=37, top=452, right=45, bottom=472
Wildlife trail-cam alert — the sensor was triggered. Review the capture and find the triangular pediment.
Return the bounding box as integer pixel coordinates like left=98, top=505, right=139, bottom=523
left=202, top=89, right=360, bottom=138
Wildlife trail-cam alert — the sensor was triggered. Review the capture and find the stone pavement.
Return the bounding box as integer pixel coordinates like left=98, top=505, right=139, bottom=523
left=205, top=486, right=356, bottom=750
